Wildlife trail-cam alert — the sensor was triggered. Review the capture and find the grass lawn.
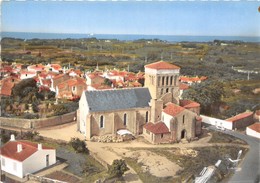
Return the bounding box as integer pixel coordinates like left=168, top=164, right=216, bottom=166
left=126, top=145, right=248, bottom=182
left=208, top=130, right=247, bottom=144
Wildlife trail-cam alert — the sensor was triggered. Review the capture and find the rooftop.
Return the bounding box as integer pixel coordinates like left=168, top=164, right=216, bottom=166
left=85, top=87, right=151, bottom=112
left=144, top=122, right=170, bottom=134
left=226, top=112, right=253, bottom=122
left=0, top=140, right=54, bottom=162
left=145, top=61, right=180, bottom=70
left=163, top=103, right=185, bottom=117
left=247, top=123, right=260, bottom=133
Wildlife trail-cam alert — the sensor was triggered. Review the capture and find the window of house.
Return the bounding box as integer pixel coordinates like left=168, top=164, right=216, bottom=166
left=100, top=115, right=104, bottom=128
left=123, top=113, right=127, bottom=126
left=161, top=88, right=164, bottom=95
left=161, top=133, right=164, bottom=138
left=72, top=86, right=76, bottom=91
left=166, top=88, right=169, bottom=93
left=145, top=111, right=149, bottom=123
left=183, top=115, right=185, bottom=124
left=166, top=77, right=169, bottom=85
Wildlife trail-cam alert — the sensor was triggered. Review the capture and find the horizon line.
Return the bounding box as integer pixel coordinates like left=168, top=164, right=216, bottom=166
left=2, top=31, right=260, bottom=38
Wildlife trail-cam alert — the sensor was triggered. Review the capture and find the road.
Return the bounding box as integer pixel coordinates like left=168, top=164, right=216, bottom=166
left=209, top=126, right=260, bottom=183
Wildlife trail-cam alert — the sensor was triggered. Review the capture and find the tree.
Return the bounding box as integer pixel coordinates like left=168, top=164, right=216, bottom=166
left=182, top=81, right=225, bottom=114
left=108, top=159, right=129, bottom=178
left=70, top=137, right=89, bottom=154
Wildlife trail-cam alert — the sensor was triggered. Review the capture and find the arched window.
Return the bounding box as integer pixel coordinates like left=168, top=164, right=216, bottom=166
left=123, top=113, right=127, bottom=126
left=145, top=111, right=149, bottom=123
left=166, top=77, right=169, bottom=85
left=166, top=88, right=169, bottom=93
left=183, top=115, right=185, bottom=124
left=162, top=77, right=165, bottom=86
left=100, top=115, right=104, bottom=128
left=170, top=76, right=173, bottom=85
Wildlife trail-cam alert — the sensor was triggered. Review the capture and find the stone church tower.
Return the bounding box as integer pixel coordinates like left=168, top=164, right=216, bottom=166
left=144, top=61, right=180, bottom=123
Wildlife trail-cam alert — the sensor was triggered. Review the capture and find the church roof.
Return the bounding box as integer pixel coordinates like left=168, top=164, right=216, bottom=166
left=145, top=61, right=180, bottom=70
left=85, top=87, right=151, bottom=112
left=163, top=103, right=185, bottom=116
left=144, top=122, right=170, bottom=134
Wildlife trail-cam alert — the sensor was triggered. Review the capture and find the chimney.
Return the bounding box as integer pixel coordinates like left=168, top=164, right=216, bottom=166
left=38, top=144, right=42, bottom=150
left=17, top=144, right=22, bottom=153
left=10, top=134, right=15, bottom=141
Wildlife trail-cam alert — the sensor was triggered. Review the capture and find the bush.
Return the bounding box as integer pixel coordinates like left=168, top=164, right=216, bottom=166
left=22, top=131, right=40, bottom=140
left=70, top=137, right=89, bottom=154
left=108, top=159, right=129, bottom=178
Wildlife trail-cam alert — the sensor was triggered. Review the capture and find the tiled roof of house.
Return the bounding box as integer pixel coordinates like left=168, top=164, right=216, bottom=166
left=226, top=112, right=253, bottom=122
left=85, top=87, right=151, bottom=112
left=0, top=140, right=54, bottom=162
left=0, top=80, right=15, bottom=96
left=143, top=122, right=170, bottom=134
left=247, top=123, right=260, bottom=133
left=180, top=100, right=200, bottom=108
left=179, top=83, right=189, bottom=90
left=145, top=61, right=180, bottom=70
left=180, top=76, right=208, bottom=83
left=163, top=103, right=185, bottom=117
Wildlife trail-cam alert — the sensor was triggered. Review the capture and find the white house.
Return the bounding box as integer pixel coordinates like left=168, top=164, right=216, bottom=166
left=201, top=115, right=233, bottom=130
left=0, top=135, right=56, bottom=178
left=246, top=123, right=260, bottom=139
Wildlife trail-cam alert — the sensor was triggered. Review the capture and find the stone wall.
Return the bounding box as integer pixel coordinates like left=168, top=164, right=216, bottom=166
left=0, top=112, right=76, bottom=129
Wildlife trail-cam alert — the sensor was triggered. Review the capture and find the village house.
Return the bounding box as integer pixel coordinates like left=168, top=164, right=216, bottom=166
left=78, top=61, right=202, bottom=143
left=226, top=111, right=254, bottom=130
left=179, top=75, right=207, bottom=85
left=246, top=123, right=260, bottom=139
left=0, top=135, right=56, bottom=178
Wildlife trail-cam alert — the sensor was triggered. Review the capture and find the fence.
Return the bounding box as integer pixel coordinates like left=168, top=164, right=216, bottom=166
left=0, top=112, right=76, bottom=129
left=201, top=115, right=233, bottom=130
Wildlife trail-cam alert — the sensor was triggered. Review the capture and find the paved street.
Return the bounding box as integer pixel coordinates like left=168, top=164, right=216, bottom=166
left=210, top=126, right=260, bottom=183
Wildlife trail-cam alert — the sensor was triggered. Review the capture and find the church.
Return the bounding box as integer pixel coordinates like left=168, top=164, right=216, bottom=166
left=77, top=61, right=202, bottom=144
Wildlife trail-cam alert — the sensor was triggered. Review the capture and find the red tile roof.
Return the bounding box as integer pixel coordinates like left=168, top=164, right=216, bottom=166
left=179, top=83, right=189, bottom=90
left=180, top=100, right=200, bottom=108
left=226, top=112, right=253, bottom=123
left=143, top=122, right=170, bottom=134
left=0, top=140, right=54, bottom=162
left=163, top=103, right=185, bottom=116
left=248, top=123, right=260, bottom=133
left=145, top=61, right=180, bottom=70
left=0, top=80, right=14, bottom=96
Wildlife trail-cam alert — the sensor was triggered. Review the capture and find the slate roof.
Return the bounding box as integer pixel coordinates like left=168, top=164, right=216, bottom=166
left=85, top=87, right=151, bottom=112
left=0, top=140, right=54, bottom=162
left=144, top=122, right=170, bottom=134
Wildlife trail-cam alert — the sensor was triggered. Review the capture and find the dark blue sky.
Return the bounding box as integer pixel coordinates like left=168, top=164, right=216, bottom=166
left=2, top=1, right=260, bottom=36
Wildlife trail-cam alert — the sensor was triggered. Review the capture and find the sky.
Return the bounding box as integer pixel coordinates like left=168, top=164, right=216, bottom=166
left=1, top=1, right=260, bottom=37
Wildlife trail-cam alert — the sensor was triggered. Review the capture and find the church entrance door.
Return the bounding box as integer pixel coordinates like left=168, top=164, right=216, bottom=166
left=181, top=129, right=186, bottom=139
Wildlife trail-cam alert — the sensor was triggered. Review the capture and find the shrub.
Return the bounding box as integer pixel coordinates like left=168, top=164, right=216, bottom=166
left=70, top=137, right=89, bottom=154
left=22, top=131, right=40, bottom=140
left=108, top=159, right=129, bottom=178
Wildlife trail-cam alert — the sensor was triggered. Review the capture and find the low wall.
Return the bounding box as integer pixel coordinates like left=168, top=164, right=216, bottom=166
left=0, top=112, right=76, bottom=130
left=201, top=115, right=233, bottom=130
